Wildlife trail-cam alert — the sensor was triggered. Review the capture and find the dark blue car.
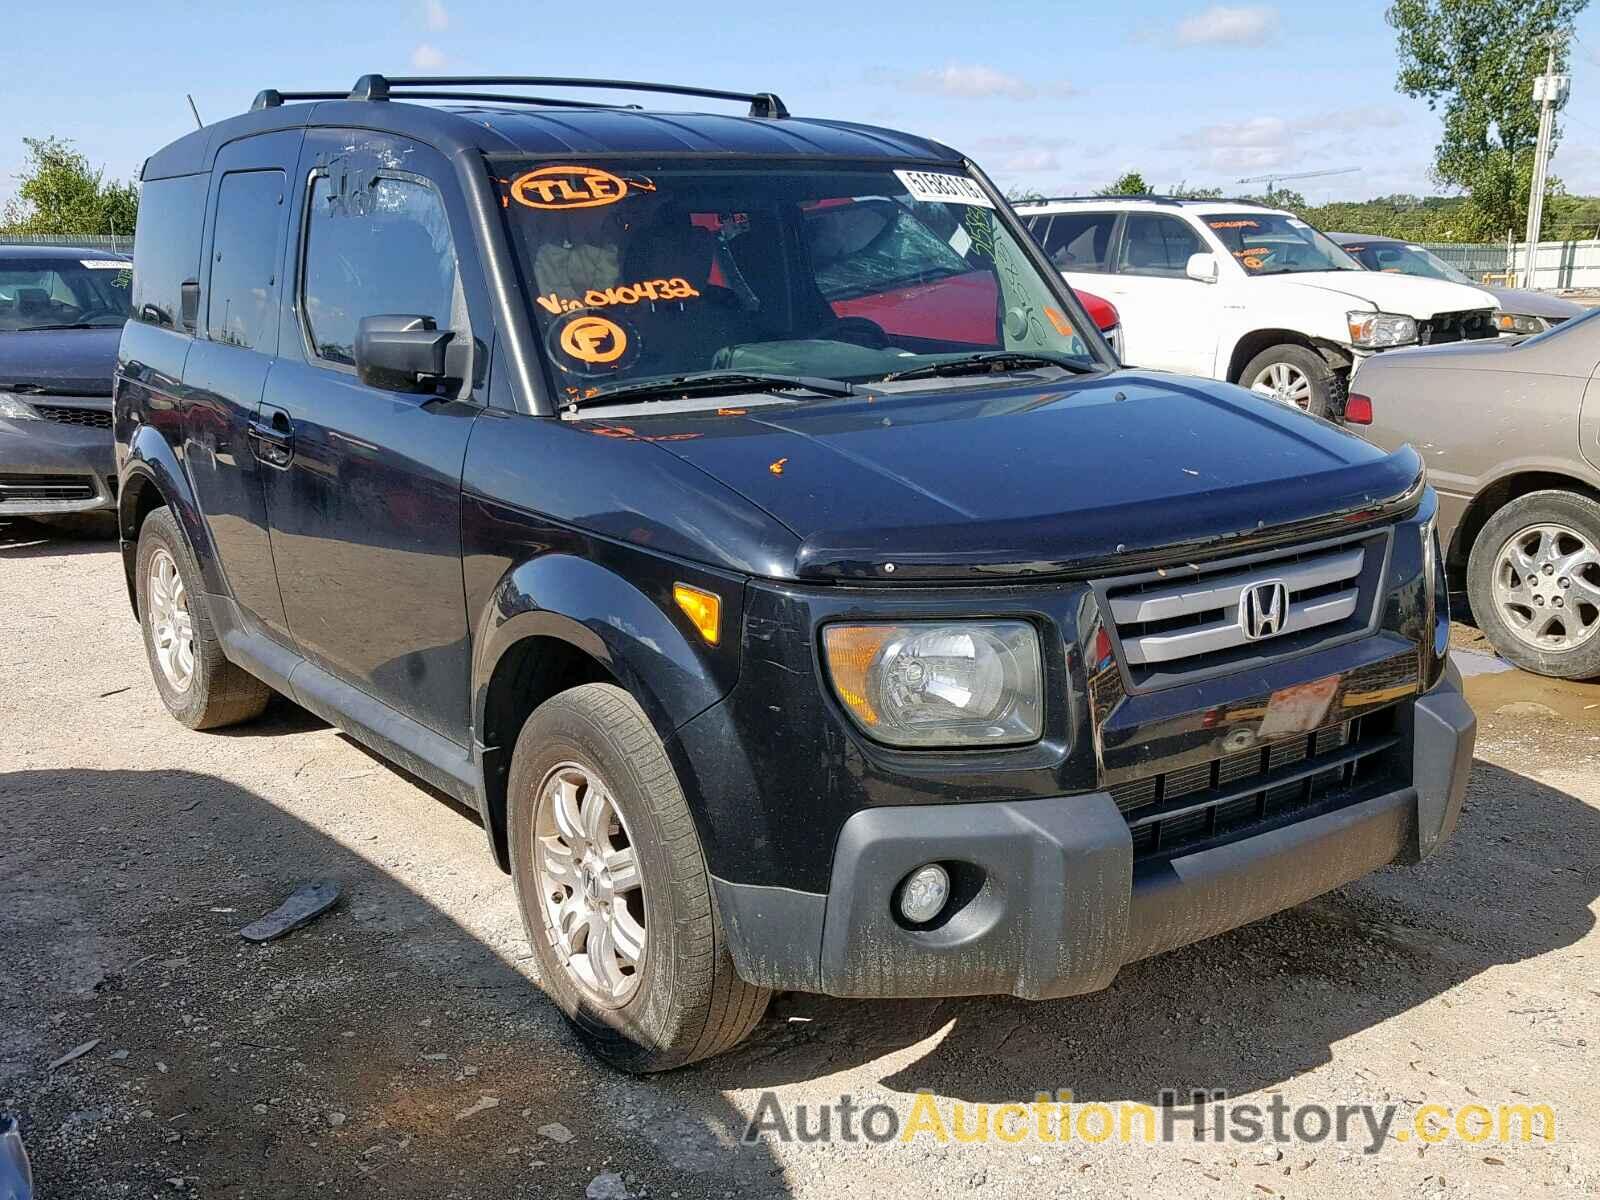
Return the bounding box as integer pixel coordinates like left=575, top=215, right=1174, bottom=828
left=116, top=74, right=1476, bottom=1072
left=0, top=244, right=128, bottom=524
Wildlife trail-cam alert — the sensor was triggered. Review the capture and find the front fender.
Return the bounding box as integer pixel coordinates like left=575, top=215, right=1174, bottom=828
left=118, top=422, right=223, bottom=610
left=469, top=543, right=744, bottom=747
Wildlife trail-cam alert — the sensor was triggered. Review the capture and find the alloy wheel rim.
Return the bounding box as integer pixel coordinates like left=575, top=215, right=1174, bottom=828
left=532, top=762, right=646, bottom=1006
left=147, top=548, right=195, bottom=692
left=1491, top=522, right=1600, bottom=653
left=1249, top=361, right=1312, bottom=409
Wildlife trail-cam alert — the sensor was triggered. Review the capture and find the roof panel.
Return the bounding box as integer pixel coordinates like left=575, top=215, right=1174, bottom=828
left=137, top=98, right=966, bottom=179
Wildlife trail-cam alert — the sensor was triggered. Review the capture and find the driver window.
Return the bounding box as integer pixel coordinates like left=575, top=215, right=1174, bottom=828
left=1117, top=214, right=1203, bottom=278
left=302, top=172, right=462, bottom=368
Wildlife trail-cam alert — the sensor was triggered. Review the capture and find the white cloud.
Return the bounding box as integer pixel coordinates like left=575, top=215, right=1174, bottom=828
left=903, top=63, right=1071, bottom=101
left=411, top=42, right=447, bottom=69
left=1174, top=5, right=1279, bottom=47
left=997, top=149, right=1063, bottom=172
left=424, top=0, right=449, bottom=30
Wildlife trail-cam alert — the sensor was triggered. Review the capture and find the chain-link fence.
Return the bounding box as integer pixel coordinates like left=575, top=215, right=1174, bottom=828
left=1417, top=242, right=1510, bottom=281
left=1415, top=239, right=1600, bottom=290
left=0, top=233, right=130, bottom=252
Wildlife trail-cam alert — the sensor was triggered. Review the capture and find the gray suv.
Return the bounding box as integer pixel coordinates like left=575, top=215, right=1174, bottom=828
left=1349, top=309, right=1600, bottom=678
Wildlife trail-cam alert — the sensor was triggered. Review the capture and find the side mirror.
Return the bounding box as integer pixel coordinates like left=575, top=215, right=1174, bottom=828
left=1186, top=252, right=1219, bottom=284
left=354, top=315, right=461, bottom=394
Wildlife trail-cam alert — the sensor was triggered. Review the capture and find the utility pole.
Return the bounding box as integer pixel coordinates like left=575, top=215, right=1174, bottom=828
left=1523, top=44, right=1569, bottom=288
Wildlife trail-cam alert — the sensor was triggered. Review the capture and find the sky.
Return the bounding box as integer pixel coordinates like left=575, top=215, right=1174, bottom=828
left=9, top=0, right=1600, bottom=215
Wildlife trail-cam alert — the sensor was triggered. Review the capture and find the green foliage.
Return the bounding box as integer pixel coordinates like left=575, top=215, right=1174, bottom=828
left=1096, top=171, right=1151, bottom=197
left=1, top=137, right=139, bottom=238
left=1386, top=0, right=1588, bottom=237
left=1165, top=181, right=1223, bottom=200
left=1004, top=185, right=1046, bottom=204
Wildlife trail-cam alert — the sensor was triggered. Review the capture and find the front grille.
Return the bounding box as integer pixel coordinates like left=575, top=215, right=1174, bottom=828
left=1112, top=705, right=1405, bottom=861
left=1418, top=308, right=1496, bottom=345
left=34, top=405, right=112, bottom=429
left=0, top=473, right=97, bottom=503
left=1099, top=530, right=1386, bottom=688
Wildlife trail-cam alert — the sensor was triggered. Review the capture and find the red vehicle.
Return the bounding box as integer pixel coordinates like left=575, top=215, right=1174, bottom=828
left=697, top=199, right=1123, bottom=358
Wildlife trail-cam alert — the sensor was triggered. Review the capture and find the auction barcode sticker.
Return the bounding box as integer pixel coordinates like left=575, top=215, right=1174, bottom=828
left=894, top=169, right=994, bottom=208
left=80, top=260, right=130, bottom=270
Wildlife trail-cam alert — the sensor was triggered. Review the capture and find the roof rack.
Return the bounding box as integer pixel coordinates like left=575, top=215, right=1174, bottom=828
left=1025, top=194, right=1275, bottom=207
left=250, top=74, right=789, bottom=119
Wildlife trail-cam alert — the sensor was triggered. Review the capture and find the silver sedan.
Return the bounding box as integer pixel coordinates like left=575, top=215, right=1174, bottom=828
left=1348, top=309, right=1600, bottom=679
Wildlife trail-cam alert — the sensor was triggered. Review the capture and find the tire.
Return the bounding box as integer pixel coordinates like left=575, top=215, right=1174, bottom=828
left=135, top=507, right=273, bottom=729
left=1466, top=489, right=1600, bottom=680
left=1239, top=344, right=1335, bottom=419
left=507, top=683, right=770, bottom=1072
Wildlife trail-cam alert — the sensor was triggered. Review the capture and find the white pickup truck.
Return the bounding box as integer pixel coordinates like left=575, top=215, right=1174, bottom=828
left=1015, top=196, right=1500, bottom=418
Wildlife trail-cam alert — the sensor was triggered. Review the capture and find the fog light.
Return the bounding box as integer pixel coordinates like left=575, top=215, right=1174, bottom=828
left=898, top=863, right=950, bottom=924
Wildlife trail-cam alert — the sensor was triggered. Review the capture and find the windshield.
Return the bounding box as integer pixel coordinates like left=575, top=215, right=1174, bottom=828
left=496, top=160, right=1103, bottom=401
left=0, top=257, right=131, bottom=331
left=1203, top=213, right=1361, bottom=276
left=1339, top=240, right=1472, bottom=285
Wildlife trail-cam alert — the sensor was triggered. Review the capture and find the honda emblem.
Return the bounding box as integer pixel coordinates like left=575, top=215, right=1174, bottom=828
left=1240, top=579, right=1289, bottom=640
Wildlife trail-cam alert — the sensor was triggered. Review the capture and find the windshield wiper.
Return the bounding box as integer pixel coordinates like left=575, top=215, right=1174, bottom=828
left=567, top=370, right=855, bottom=410
left=880, top=350, right=1097, bottom=383
left=12, top=322, right=117, bottom=331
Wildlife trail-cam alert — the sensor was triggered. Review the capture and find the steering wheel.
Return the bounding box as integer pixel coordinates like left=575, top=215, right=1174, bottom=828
left=816, top=316, right=890, bottom=349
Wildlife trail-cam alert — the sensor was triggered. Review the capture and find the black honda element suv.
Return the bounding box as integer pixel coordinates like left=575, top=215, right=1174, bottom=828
left=117, top=74, right=1475, bottom=1071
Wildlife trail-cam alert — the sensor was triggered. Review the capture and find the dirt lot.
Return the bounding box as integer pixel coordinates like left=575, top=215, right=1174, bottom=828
left=3, top=519, right=1597, bottom=1199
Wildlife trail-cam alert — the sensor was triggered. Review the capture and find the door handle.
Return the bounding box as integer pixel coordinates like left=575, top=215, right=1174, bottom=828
left=248, top=407, right=295, bottom=468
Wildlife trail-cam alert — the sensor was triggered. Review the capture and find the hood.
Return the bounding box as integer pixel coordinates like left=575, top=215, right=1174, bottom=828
left=0, top=325, right=122, bottom=396
left=1252, top=270, right=1496, bottom=318
left=1487, top=286, right=1588, bottom=321
left=615, top=371, right=1423, bottom=582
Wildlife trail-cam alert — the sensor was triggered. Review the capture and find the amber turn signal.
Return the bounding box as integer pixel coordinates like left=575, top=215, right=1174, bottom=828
left=820, top=625, right=894, bottom=726
left=673, top=583, right=721, bottom=646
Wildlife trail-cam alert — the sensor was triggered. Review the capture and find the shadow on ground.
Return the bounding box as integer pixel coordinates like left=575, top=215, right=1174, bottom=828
left=0, top=517, right=117, bottom=560
left=0, top=768, right=788, bottom=1199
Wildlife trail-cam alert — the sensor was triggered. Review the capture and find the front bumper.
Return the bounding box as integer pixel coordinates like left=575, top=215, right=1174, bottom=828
left=0, top=415, right=116, bottom=515
left=713, top=662, right=1474, bottom=999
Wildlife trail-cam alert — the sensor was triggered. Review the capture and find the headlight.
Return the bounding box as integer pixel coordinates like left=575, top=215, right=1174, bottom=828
left=822, top=621, right=1043, bottom=748
left=1346, top=311, right=1418, bottom=349
left=0, top=393, right=41, bottom=420
left=1494, top=312, right=1546, bottom=335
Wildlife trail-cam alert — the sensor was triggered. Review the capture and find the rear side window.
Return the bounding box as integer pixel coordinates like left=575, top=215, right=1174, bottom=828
left=1117, top=213, right=1203, bottom=278
left=301, top=173, right=461, bottom=366
left=208, top=170, right=286, bottom=351
left=1029, top=212, right=1116, bottom=272
left=131, top=174, right=207, bottom=330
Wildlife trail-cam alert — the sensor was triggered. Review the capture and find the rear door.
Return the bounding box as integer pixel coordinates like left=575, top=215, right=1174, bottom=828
left=1104, top=212, right=1219, bottom=376
left=1027, top=209, right=1120, bottom=302
left=181, top=132, right=301, bottom=639
left=259, top=128, right=484, bottom=744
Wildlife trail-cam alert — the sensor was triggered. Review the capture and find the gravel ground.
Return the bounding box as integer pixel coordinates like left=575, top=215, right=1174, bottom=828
left=2, top=519, right=1597, bottom=1199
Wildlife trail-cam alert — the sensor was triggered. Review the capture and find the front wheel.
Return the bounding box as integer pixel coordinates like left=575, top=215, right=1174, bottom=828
left=1466, top=489, right=1600, bottom=679
left=1240, top=344, right=1335, bottom=419
left=507, top=683, right=769, bottom=1072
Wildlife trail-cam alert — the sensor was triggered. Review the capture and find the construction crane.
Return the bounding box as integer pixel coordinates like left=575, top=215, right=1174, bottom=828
left=1236, top=166, right=1359, bottom=195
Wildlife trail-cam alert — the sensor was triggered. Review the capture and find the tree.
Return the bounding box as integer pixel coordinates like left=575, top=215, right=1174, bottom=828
left=1165, top=181, right=1223, bottom=200
left=1096, top=171, right=1151, bottom=197
left=1387, top=0, right=1588, bottom=238
left=1255, top=186, right=1307, bottom=210
left=1, top=137, right=139, bottom=239
left=1004, top=185, right=1046, bottom=204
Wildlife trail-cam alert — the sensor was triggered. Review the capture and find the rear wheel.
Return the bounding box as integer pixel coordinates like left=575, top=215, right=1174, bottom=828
left=135, top=507, right=272, bottom=729
left=508, top=683, right=769, bottom=1072
left=1467, top=489, right=1600, bottom=680
left=1240, top=344, right=1335, bottom=419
